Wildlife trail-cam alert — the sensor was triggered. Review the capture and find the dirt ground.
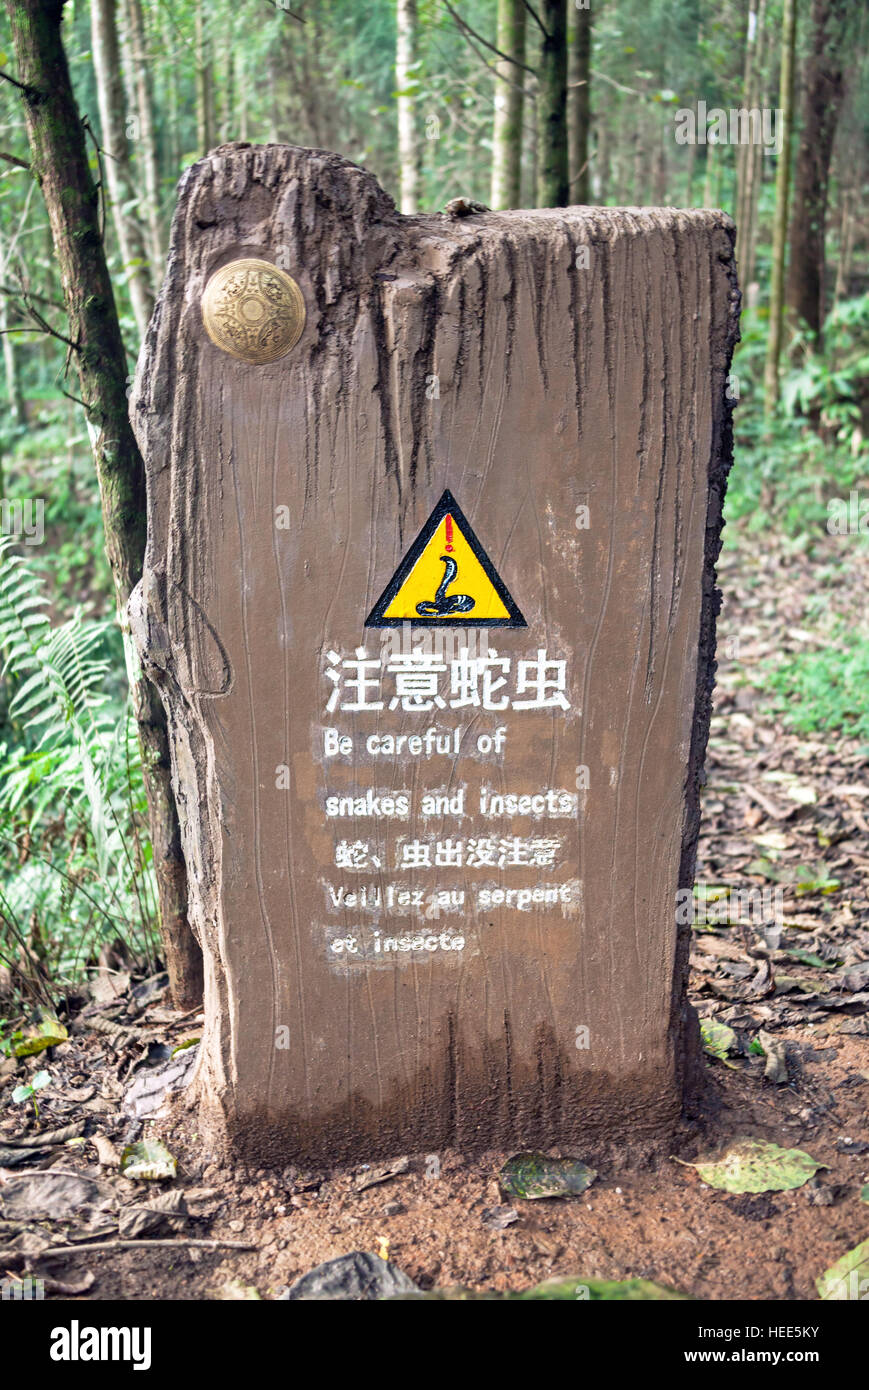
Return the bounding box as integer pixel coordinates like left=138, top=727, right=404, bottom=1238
left=1, top=527, right=867, bottom=1301
left=95, top=1035, right=869, bottom=1301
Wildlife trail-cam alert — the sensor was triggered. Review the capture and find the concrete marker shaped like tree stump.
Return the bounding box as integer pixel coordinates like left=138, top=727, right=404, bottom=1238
left=130, top=143, right=740, bottom=1166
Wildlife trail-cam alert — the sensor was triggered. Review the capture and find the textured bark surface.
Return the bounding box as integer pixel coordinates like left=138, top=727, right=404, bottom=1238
left=131, top=143, right=739, bottom=1165
left=490, top=0, right=527, bottom=211
left=536, top=0, right=569, bottom=207
left=763, top=0, right=796, bottom=413
left=91, top=0, right=155, bottom=341
left=786, top=0, right=848, bottom=344
left=122, top=0, right=164, bottom=281
left=567, top=2, right=591, bottom=204
left=395, top=0, right=420, bottom=214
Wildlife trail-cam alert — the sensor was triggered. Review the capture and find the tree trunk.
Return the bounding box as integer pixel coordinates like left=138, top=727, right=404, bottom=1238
left=523, top=71, right=539, bottom=206
left=267, top=47, right=280, bottom=144
left=158, top=0, right=180, bottom=179
left=633, top=108, right=647, bottom=205
left=702, top=141, right=719, bottom=209
left=239, top=47, right=249, bottom=143
left=653, top=132, right=667, bottom=205
left=1, top=301, right=25, bottom=424
left=536, top=0, right=569, bottom=206
left=121, top=0, right=163, bottom=282
left=396, top=0, right=420, bottom=213
left=4, top=0, right=202, bottom=1008
left=222, top=28, right=236, bottom=144
left=568, top=0, right=592, bottom=203
left=740, top=0, right=770, bottom=296
left=595, top=94, right=609, bottom=201
left=684, top=129, right=697, bottom=205
left=0, top=240, right=26, bottom=423
left=194, top=0, right=216, bottom=155
left=735, top=0, right=762, bottom=271
left=490, top=0, right=526, bottom=210
left=763, top=0, right=797, bottom=414
left=833, top=178, right=856, bottom=306
left=785, top=0, right=848, bottom=345
left=90, top=0, right=154, bottom=342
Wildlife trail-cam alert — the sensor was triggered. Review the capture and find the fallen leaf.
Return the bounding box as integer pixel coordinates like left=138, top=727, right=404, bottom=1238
left=499, top=1152, right=597, bottom=1200
left=0, top=1168, right=117, bottom=1222
left=183, top=1186, right=220, bottom=1217
left=0, top=1122, right=82, bottom=1148
left=118, top=1189, right=188, bottom=1238
left=63, top=1085, right=96, bottom=1104
left=213, top=1279, right=261, bottom=1300
left=752, top=831, right=791, bottom=850
left=481, top=1205, right=519, bottom=1230
left=746, top=959, right=775, bottom=998
left=90, top=1135, right=121, bottom=1168
left=42, top=1271, right=96, bottom=1296
left=89, top=970, right=131, bottom=1005
left=840, top=962, right=869, bottom=991
left=120, top=1139, right=177, bottom=1181
left=0, top=1143, right=53, bottom=1167
left=783, top=948, right=836, bottom=971
left=401, top=1276, right=688, bottom=1300
left=700, top=1019, right=737, bottom=1065
left=122, top=1045, right=198, bottom=1119
left=519, top=1276, right=690, bottom=1301
left=129, top=973, right=169, bottom=1006
left=816, top=1239, right=869, bottom=1300
left=354, top=1156, right=410, bottom=1191
left=757, top=1030, right=789, bottom=1084
left=785, top=784, right=817, bottom=805
left=12, top=1020, right=67, bottom=1057
left=681, top=1139, right=826, bottom=1193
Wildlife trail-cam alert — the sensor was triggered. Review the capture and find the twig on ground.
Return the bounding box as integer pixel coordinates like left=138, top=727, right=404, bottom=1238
left=0, top=1237, right=257, bottom=1266
left=744, top=783, right=788, bottom=821
left=0, top=1123, right=83, bottom=1148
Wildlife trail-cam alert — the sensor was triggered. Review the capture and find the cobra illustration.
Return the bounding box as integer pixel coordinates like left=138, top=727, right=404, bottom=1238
left=416, top=555, right=475, bottom=617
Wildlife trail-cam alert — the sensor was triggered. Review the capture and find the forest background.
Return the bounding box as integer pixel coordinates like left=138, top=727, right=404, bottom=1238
left=0, top=0, right=866, bottom=1018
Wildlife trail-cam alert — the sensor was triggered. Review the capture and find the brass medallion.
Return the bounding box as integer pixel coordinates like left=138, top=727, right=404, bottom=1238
left=202, top=258, right=305, bottom=364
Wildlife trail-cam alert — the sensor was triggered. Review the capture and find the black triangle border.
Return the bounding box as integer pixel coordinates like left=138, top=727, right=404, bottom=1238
left=364, top=489, right=527, bottom=628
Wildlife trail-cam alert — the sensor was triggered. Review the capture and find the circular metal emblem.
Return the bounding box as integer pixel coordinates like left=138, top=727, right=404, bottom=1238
left=201, top=258, right=305, bottom=364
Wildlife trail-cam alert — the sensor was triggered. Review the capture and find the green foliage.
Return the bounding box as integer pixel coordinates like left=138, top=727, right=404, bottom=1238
left=762, top=624, right=869, bottom=742
left=0, top=537, right=157, bottom=1001
left=726, top=299, right=869, bottom=539
left=0, top=414, right=112, bottom=606
left=12, top=1066, right=51, bottom=1116
left=782, top=295, right=869, bottom=450
left=0, top=0, right=866, bottom=1016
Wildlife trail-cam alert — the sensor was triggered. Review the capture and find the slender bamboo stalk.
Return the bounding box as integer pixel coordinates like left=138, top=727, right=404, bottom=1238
left=763, top=0, right=797, bottom=414
left=396, top=0, right=421, bottom=213
left=491, top=0, right=527, bottom=210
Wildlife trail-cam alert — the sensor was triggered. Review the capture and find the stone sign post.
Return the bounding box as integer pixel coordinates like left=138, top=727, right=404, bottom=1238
left=131, top=143, right=739, bottom=1165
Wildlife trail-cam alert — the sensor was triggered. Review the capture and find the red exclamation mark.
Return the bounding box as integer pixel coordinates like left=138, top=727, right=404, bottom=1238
left=445, top=514, right=454, bottom=553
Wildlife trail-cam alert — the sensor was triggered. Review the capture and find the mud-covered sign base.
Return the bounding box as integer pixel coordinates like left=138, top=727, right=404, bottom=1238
left=130, top=143, right=739, bottom=1165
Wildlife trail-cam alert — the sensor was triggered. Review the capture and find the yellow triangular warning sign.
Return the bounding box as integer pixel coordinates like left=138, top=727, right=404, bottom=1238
left=365, top=491, right=525, bottom=628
